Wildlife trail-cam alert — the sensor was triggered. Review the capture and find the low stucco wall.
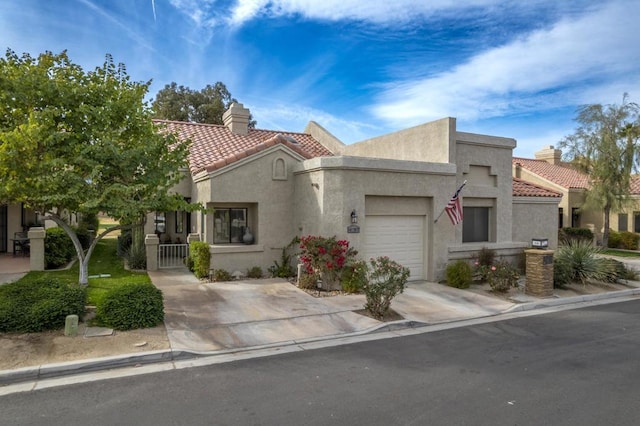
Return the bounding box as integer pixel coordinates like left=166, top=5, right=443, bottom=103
left=512, top=197, right=561, bottom=249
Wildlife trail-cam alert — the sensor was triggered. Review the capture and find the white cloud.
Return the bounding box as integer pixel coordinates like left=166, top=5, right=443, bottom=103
left=229, top=0, right=501, bottom=25
left=371, top=0, right=640, bottom=127
left=250, top=102, right=380, bottom=143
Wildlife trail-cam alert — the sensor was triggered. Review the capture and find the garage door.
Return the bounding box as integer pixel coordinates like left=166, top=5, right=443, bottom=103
left=362, top=215, right=425, bottom=281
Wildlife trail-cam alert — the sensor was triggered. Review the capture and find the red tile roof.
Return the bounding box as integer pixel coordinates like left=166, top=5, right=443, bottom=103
left=512, top=157, right=589, bottom=189
left=155, top=120, right=334, bottom=175
left=512, top=178, right=562, bottom=198
left=631, top=175, right=640, bottom=194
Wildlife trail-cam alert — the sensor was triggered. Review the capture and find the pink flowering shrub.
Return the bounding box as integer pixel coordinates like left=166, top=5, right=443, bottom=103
left=299, top=235, right=357, bottom=290
left=487, top=260, right=519, bottom=292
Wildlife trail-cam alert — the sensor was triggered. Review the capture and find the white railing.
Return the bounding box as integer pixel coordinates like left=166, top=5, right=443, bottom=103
left=158, top=244, right=189, bottom=269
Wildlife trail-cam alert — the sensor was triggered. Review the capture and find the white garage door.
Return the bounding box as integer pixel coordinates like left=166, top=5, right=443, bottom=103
left=362, top=215, right=425, bottom=281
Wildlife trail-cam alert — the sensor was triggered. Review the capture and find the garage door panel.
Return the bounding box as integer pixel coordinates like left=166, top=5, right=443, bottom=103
left=362, top=215, right=425, bottom=281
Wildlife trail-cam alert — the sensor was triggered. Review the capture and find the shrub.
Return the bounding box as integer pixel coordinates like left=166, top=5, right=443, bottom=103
left=554, top=239, right=620, bottom=285
left=607, top=230, right=622, bottom=248
left=559, top=227, right=594, bottom=244
left=268, top=237, right=298, bottom=278
left=74, top=226, right=92, bottom=250
left=446, top=260, right=472, bottom=289
left=212, top=269, right=232, bottom=282
left=619, top=231, right=640, bottom=250
left=487, top=261, right=519, bottom=293
left=477, top=247, right=496, bottom=267
left=45, top=227, right=75, bottom=269
left=341, top=260, right=368, bottom=293
left=553, top=256, right=573, bottom=288
left=299, top=235, right=357, bottom=289
left=79, top=212, right=100, bottom=232
left=96, top=282, right=164, bottom=330
left=298, top=273, right=318, bottom=290
left=125, top=245, right=147, bottom=270
left=189, top=241, right=211, bottom=279
left=362, top=256, right=410, bottom=319
left=117, top=229, right=133, bottom=257
left=247, top=266, right=263, bottom=279
left=0, top=277, right=86, bottom=332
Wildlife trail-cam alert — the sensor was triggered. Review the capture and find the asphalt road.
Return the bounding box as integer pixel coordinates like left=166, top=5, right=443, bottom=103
left=3, top=299, right=640, bottom=425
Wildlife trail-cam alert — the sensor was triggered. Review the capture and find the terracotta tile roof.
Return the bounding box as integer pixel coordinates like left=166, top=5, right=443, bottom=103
left=154, top=120, right=334, bottom=175
left=512, top=157, right=589, bottom=189
left=630, top=175, right=640, bottom=195
left=512, top=178, right=562, bottom=198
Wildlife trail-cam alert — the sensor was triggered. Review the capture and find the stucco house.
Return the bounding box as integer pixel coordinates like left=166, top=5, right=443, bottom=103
left=145, top=103, right=562, bottom=281
left=513, top=145, right=640, bottom=243
left=0, top=204, right=42, bottom=254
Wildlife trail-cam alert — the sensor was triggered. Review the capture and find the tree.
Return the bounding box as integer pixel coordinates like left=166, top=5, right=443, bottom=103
left=559, top=94, right=640, bottom=248
left=0, top=49, right=196, bottom=285
left=152, top=81, right=257, bottom=127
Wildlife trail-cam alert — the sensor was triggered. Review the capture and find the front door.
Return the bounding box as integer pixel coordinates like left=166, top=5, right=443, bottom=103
left=0, top=205, right=7, bottom=253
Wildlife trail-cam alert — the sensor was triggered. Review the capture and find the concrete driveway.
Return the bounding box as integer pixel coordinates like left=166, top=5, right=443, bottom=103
left=149, top=269, right=515, bottom=354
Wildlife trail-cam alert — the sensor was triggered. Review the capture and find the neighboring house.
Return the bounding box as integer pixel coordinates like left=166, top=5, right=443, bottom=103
left=0, top=203, right=42, bottom=254
left=513, top=145, right=640, bottom=243
left=148, top=103, right=561, bottom=281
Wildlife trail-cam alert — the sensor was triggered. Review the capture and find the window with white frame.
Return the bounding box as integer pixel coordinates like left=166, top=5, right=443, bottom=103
left=214, top=208, right=247, bottom=244
left=462, top=207, right=490, bottom=243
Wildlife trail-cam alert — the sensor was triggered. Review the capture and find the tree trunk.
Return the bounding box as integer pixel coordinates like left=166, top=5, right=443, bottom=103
left=603, top=205, right=611, bottom=248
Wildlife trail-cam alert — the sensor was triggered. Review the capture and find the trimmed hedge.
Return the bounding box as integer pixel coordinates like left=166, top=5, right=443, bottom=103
left=45, top=227, right=75, bottom=269
left=190, top=241, right=211, bottom=279
left=446, top=260, right=472, bottom=289
left=559, top=227, right=594, bottom=244
left=608, top=230, right=639, bottom=250
left=96, top=282, right=164, bottom=330
left=0, top=277, right=86, bottom=332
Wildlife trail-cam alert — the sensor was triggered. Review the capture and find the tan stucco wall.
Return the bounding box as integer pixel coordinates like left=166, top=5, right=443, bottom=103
left=512, top=197, right=561, bottom=249
left=293, top=156, right=457, bottom=281
left=192, top=146, right=306, bottom=273
left=303, top=121, right=345, bottom=155
left=342, top=117, right=456, bottom=163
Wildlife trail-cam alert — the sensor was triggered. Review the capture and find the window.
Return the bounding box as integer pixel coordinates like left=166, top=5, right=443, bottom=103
left=463, top=207, right=489, bottom=243
left=634, top=212, right=640, bottom=233
left=618, top=213, right=628, bottom=232
left=571, top=208, right=580, bottom=228
left=175, top=211, right=184, bottom=233
left=154, top=212, right=166, bottom=234
left=214, top=208, right=247, bottom=244
left=558, top=208, right=564, bottom=229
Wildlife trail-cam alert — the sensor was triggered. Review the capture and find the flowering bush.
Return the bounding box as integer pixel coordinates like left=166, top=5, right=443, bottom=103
left=299, top=235, right=357, bottom=290
left=487, top=261, right=519, bottom=293
left=362, top=256, right=410, bottom=319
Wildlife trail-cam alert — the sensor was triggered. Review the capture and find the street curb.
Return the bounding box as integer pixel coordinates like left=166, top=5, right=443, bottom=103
left=503, top=287, right=640, bottom=313
left=0, top=350, right=195, bottom=386
left=3, top=288, right=640, bottom=387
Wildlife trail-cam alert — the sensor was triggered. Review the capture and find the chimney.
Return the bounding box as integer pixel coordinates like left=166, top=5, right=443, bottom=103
left=534, top=145, right=562, bottom=165
left=223, top=103, right=250, bottom=135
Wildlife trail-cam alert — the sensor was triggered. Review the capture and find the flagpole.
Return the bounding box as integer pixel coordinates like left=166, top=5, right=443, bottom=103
left=434, top=180, right=467, bottom=223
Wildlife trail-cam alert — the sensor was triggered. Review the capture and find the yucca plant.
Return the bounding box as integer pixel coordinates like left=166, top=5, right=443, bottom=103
left=554, top=239, right=620, bottom=286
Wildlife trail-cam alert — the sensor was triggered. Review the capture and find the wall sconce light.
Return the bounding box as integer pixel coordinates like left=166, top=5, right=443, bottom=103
left=350, top=209, right=358, bottom=224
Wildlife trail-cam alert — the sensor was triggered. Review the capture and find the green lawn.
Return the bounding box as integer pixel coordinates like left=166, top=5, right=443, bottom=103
left=602, top=249, right=640, bottom=258
left=17, top=238, right=150, bottom=305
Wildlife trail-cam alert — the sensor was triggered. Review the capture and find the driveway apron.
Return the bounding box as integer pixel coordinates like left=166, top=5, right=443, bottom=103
left=148, top=270, right=380, bottom=353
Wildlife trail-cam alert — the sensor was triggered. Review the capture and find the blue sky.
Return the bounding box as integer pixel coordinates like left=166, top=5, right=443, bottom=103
left=1, top=0, right=639, bottom=157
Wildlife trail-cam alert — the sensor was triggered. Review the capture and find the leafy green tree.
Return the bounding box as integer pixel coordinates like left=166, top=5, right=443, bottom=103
left=152, top=81, right=256, bottom=127
left=0, top=49, right=196, bottom=285
left=559, top=94, right=640, bottom=248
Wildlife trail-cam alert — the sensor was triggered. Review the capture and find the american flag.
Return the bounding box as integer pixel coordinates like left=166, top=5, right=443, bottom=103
left=445, top=181, right=466, bottom=225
